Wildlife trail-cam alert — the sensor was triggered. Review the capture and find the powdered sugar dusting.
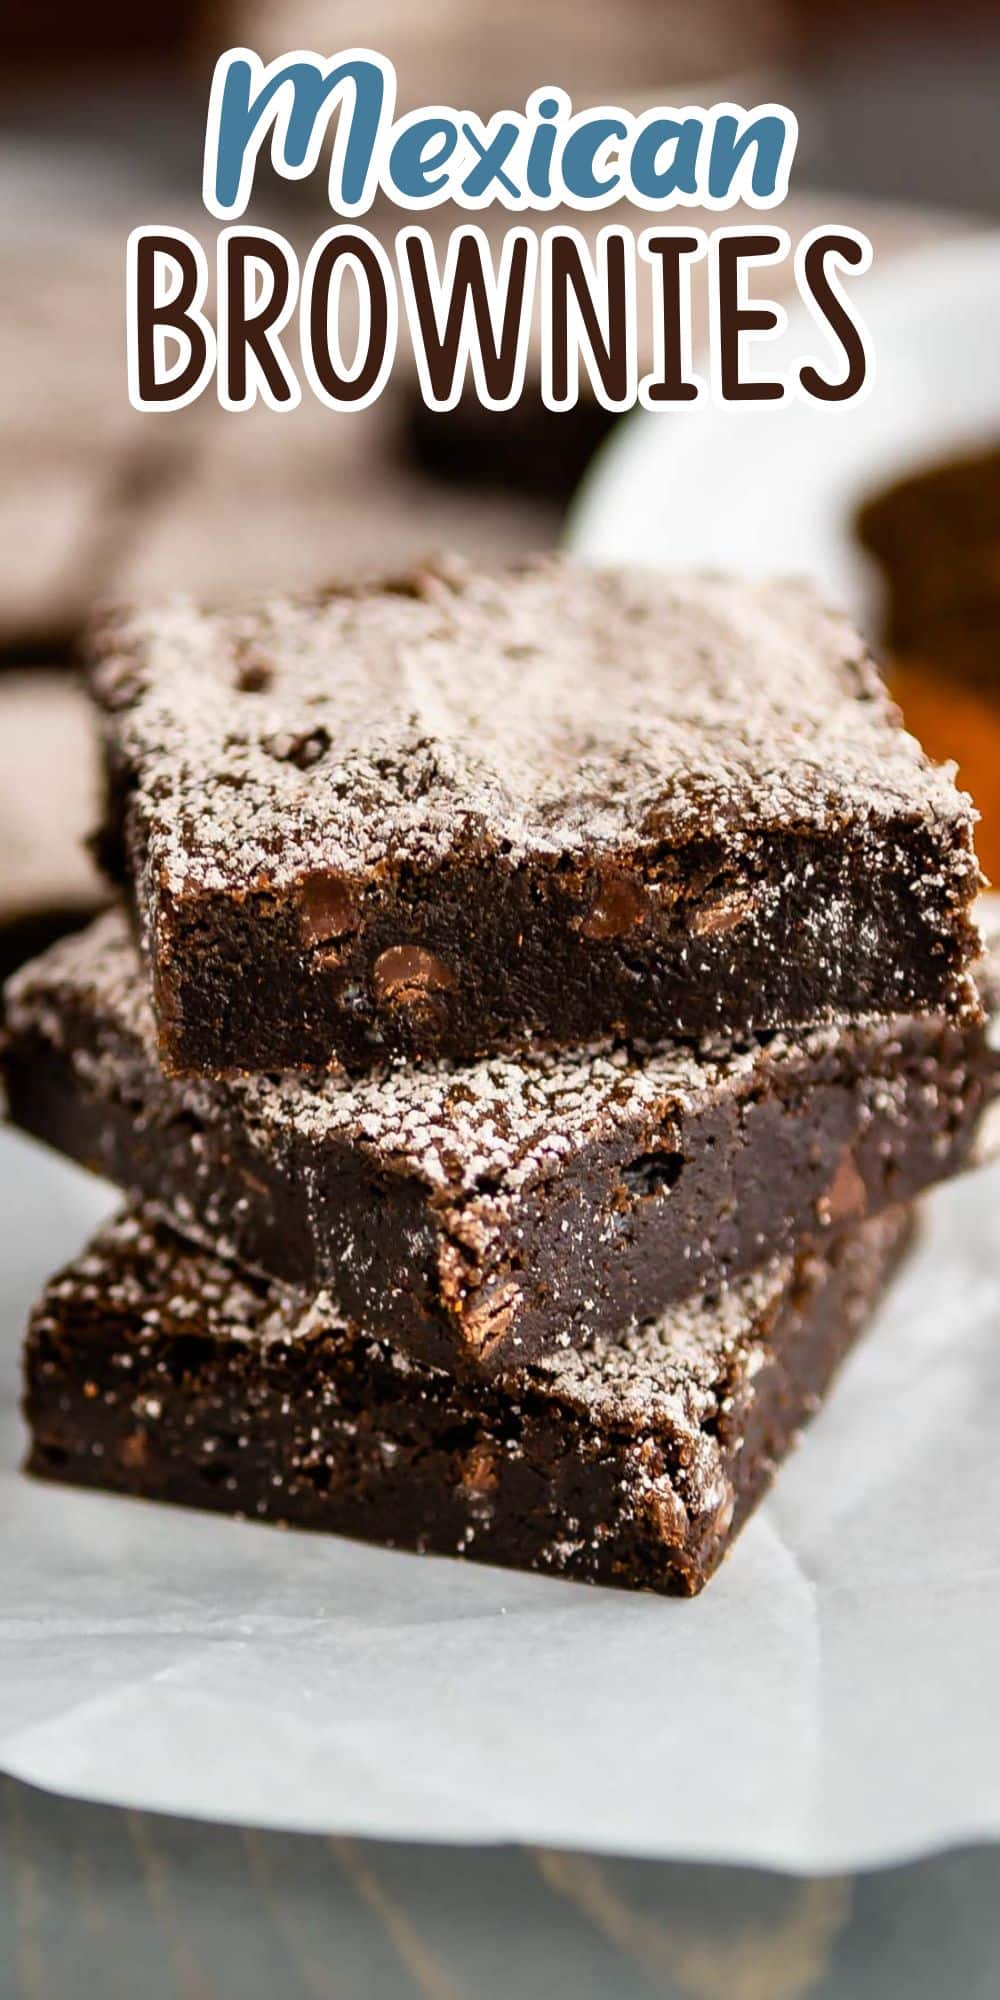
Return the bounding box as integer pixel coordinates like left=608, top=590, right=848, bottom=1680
left=90, top=557, right=976, bottom=895
left=34, top=1202, right=777, bottom=1430
left=10, top=906, right=979, bottom=1209
left=35, top=1201, right=908, bottom=1449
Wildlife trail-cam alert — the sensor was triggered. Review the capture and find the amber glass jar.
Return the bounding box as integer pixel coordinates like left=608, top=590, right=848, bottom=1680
left=857, top=445, right=1000, bottom=885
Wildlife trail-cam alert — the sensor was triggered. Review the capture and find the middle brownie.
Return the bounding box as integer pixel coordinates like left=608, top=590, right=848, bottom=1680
left=4, top=908, right=998, bottom=1375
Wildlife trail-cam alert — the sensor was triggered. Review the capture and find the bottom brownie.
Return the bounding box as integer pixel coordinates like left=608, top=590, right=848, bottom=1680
left=24, top=1205, right=912, bottom=1597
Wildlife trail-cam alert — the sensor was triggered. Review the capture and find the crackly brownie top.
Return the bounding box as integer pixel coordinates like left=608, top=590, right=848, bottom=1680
left=36, top=1202, right=899, bottom=1435
left=89, top=556, right=974, bottom=892
left=13, top=909, right=988, bottom=1226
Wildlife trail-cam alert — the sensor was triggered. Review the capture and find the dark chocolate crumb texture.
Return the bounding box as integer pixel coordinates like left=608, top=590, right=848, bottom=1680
left=24, top=1204, right=913, bottom=1598
left=9, top=910, right=997, bottom=1374
left=90, top=558, right=983, bottom=1075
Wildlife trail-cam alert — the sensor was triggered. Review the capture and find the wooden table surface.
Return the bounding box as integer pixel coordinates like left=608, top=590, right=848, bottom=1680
left=3, top=1777, right=999, bottom=1999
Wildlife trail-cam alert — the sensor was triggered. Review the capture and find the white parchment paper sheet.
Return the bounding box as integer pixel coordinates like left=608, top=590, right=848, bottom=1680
left=2, top=1125, right=998, bottom=1871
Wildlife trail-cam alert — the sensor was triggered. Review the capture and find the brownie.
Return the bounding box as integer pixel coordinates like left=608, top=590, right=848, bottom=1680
left=409, top=396, right=615, bottom=506
left=23, top=1203, right=912, bottom=1597
left=110, top=409, right=560, bottom=608
left=0, top=216, right=189, bottom=659
left=0, top=463, right=128, bottom=663
left=1, top=218, right=151, bottom=465
left=89, top=559, right=983, bottom=1075
left=6, top=909, right=996, bottom=1375
left=6, top=0, right=200, bottom=63
left=221, top=0, right=791, bottom=127
left=0, top=674, right=107, bottom=978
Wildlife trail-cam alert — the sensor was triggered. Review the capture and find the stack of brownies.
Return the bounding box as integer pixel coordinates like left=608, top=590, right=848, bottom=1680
left=4, top=559, right=998, bottom=1595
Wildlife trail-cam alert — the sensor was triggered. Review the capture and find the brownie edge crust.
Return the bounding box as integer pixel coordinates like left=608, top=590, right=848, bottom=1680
left=4, top=909, right=996, bottom=1375
left=90, top=559, right=982, bottom=1075
left=25, top=1205, right=913, bottom=1597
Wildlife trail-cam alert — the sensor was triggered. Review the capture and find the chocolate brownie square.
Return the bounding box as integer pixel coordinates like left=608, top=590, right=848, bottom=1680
left=23, top=1203, right=912, bottom=1597
left=90, top=558, right=982, bottom=1074
left=0, top=674, right=107, bottom=979
left=108, top=401, right=559, bottom=608
left=6, top=909, right=995, bottom=1374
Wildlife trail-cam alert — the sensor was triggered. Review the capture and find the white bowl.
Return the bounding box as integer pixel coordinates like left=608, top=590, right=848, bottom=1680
left=569, top=229, right=1000, bottom=631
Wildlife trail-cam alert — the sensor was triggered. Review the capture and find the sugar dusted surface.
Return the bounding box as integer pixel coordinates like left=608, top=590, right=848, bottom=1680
left=40, top=1203, right=797, bottom=1435
left=90, top=557, right=975, bottom=895
left=6, top=908, right=950, bottom=1215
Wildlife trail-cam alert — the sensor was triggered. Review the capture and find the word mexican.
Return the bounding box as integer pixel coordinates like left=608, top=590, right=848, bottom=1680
left=204, top=52, right=797, bottom=218
left=127, top=223, right=873, bottom=415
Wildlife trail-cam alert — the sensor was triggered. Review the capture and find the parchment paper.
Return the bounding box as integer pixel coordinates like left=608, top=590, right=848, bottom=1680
left=2, top=1125, right=999, bottom=1872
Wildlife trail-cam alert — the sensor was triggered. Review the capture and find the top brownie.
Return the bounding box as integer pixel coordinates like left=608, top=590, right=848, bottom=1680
left=91, top=557, right=982, bottom=1075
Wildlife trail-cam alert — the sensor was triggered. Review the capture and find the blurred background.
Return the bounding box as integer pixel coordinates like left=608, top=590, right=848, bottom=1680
left=3, top=0, right=1000, bottom=960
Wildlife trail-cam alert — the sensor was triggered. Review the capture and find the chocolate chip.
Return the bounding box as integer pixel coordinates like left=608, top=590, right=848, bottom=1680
left=463, top=1279, right=519, bottom=1353
left=579, top=874, right=648, bottom=940
left=298, top=873, right=361, bottom=949
left=372, top=936, right=458, bottom=1000
left=381, top=569, right=432, bottom=600
left=643, top=1480, right=689, bottom=1544
left=264, top=726, right=332, bottom=770
left=459, top=1443, right=499, bottom=1499
left=817, top=1151, right=868, bottom=1226
left=689, top=887, right=756, bottom=938
left=623, top=1150, right=683, bottom=1198
left=234, top=649, right=273, bottom=694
